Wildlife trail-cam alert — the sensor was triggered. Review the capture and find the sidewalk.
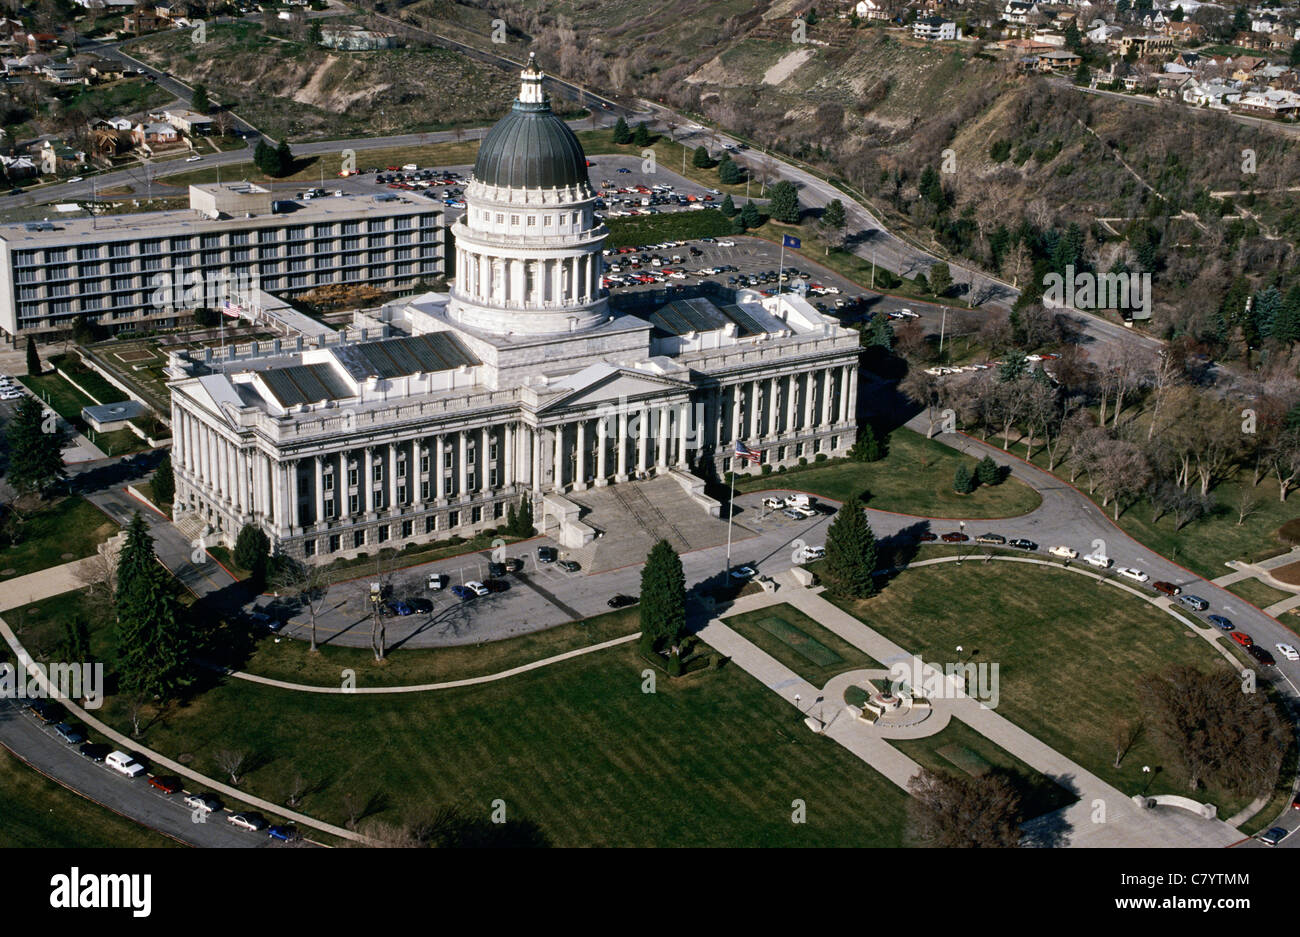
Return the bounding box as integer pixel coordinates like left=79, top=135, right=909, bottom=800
left=0, top=557, right=99, bottom=612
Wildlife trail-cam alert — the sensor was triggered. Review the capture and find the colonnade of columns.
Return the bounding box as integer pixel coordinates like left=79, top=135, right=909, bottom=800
left=457, top=250, right=600, bottom=308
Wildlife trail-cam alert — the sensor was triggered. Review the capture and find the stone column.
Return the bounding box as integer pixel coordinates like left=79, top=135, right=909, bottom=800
left=785, top=374, right=798, bottom=434
left=821, top=369, right=835, bottom=427
left=748, top=381, right=761, bottom=440
left=637, top=407, right=649, bottom=475
left=388, top=442, right=399, bottom=510
left=729, top=385, right=741, bottom=445
left=840, top=365, right=853, bottom=424
left=616, top=409, right=628, bottom=481
left=575, top=419, right=587, bottom=490
left=457, top=430, right=468, bottom=499
left=678, top=401, right=690, bottom=469
left=480, top=425, right=491, bottom=492
left=657, top=407, right=669, bottom=469
left=287, top=459, right=299, bottom=531
left=804, top=370, right=817, bottom=429
left=363, top=447, right=374, bottom=513
left=339, top=451, right=351, bottom=519
left=504, top=423, right=514, bottom=488
left=531, top=427, right=542, bottom=494
left=847, top=366, right=859, bottom=426
left=435, top=435, right=446, bottom=502
left=553, top=424, right=564, bottom=491
left=595, top=415, right=607, bottom=487
left=766, top=379, right=778, bottom=439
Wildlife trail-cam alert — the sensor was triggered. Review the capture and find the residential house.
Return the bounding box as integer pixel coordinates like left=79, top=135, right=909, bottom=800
left=1032, top=27, right=1068, bottom=46
left=1003, top=1, right=1041, bottom=25
left=160, top=108, right=212, bottom=135
left=1037, top=48, right=1082, bottom=70
left=1155, top=73, right=1195, bottom=98
left=1182, top=78, right=1243, bottom=108
left=1163, top=21, right=1205, bottom=42
left=0, top=154, right=35, bottom=178
left=1235, top=88, right=1300, bottom=117
left=38, top=139, right=86, bottom=173
left=122, top=10, right=167, bottom=34
left=40, top=62, right=84, bottom=85
left=1116, top=34, right=1174, bottom=58
left=997, top=37, right=1058, bottom=54
left=1086, top=19, right=1122, bottom=44
left=1250, top=13, right=1280, bottom=34
left=913, top=16, right=960, bottom=40
left=1231, top=56, right=1266, bottom=83
left=853, top=0, right=889, bottom=20
left=87, top=61, right=126, bottom=82
left=94, top=116, right=134, bottom=132
left=1140, top=10, right=1168, bottom=30
left=25, top=33, right=58, bottom=53
left=131, top=121, right=180, bottom=148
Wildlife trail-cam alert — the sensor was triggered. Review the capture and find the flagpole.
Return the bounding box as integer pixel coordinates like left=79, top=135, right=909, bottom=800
left=724, top=460, right=736, bottom=578
left=777, top=237, right=786, bottom=295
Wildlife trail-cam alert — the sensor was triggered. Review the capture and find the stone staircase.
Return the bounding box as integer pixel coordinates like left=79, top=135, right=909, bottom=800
left=565, top=475, right=747, bottom=573
left=173, top=512, right=208, bottom=543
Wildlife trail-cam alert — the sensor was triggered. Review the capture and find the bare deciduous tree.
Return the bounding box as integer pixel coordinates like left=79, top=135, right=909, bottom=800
left=216, top=749, right=246, bottom=785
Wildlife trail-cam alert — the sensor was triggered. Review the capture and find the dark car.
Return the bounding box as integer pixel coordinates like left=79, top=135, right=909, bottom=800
left=537, top=546, right=557, bottom=563
left=387, top=600, right=413, bottom=616
left=1008, top=538, right=1038, bottom=551
left=409, top=597, right=433, bottom=614
left=25, top=700, right=61, bottom=723
left=1152, top=581, right=1181, bottom=597
left=149, top=775, right=182, bottom=794
left=504, top=557, right=524, bottom=573
left=1247, top=645, right=1276, bottom=666
left=450, top=585, right=473, bottom=600
left=79, top=743, right=110, bottom=762
left=558, top=560, right=581, bottom=572
left=268, top=824, right=298, bottom=842
left=941, top=532, right=969, bottom=543
left=918, top=532, right=938, bottom=542
left=53, top=723, right=85, bottom=744
left=607, top=594, right=638, bottom=609
left=487, top=561, right=506, bottom=578
left=1206, top=614, right=1234, bottom=631
left=484, top=579, right=509, bottom=593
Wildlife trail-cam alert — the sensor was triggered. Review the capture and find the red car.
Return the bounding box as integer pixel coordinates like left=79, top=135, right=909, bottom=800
left=1152, top=581, right=1181, bottom=597
left=1231, top=631, right=1254, bottom=647
left=941, top=532, right=969, bottom=543
left=149, top=775, right=182, bottom=794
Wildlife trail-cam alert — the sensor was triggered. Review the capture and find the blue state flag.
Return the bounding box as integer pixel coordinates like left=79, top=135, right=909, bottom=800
left=782, top=235, right=802, bottom=249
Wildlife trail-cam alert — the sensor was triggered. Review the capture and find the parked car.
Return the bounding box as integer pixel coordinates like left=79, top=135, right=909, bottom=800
left=504, top=557, right=523, bottom=573
left=427, top=573, right=448, bottom=591
left=105, top=751, right=146, bottom=778
left=1176, top=594, right=1209, bottom=612
left=465, top=581, right=490, bottom=597
left=1276, top=643, right=1299, bottom=661
left=1259, top=826, right=1289, bottom=846
left=1049, top=545, right=1078, bottom=559
left=450, top=584, right=474, bottom=600
left=1152, top=581, right=1181, bottom=597
left=1116, top=567, right=1148, bottom=583
left=607, top=594, right=638, bottom=609
left=52, top=723, right=85, bottom=744
left=149, top=775, right=182, bottom=794
left=183, top=793, right=221, bottom=813
left=1207, top=615, right=1234, bottom=631
left=483, top=579, right=509, bottom=593
left=730, top=565, right=757, bottom=580
left=975, top=533, right=1006, bottom=545
left=782, top=508, right=804, bottom=520
left=268, top=825, right=297, bottom=842
left=801, top=545, right=826, bottom=560
left=918, top=532, right=938, bottom=542
left=537, top=546, right=557, bottom=564
left=1247, top=645, right=1276, bottom=667
left=558, top=560, right=581, bottom=573
left=487, top=561, right=506, bottom=578
left=25, top=700, right=60, bottom=723
left=1008, top=538, right=1037, bottom=551
left=763, top=496, right=786, bottom=510
left=1231, top=631, right=1254, bottom=647
left=387, top=600, right=413, bottom=616
left=228, top=812, right=268, bottom=832
left=409, top=598, right=433, bottom=614
left=941, top=532, right=969, bottom=543
left=78, top=743, right=110, bottom=762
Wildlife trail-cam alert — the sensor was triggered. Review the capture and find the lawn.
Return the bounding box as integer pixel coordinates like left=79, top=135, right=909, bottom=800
left=735, top=427, right=1042, bottom=519
left=98, top=642, right=909, bottom=846
left=18, top=370, right=149, bottom=456
left=829, top=561, right=1280, bottom=818
left=1224, top=577, right=1295, bottom=611
left=723, top=603, right=883, bottom=686
left=890, top=718, right=1078, bottom=821
left=0, top=498, right=116, bottom=579
left=0, top=747, right=181, bottom=848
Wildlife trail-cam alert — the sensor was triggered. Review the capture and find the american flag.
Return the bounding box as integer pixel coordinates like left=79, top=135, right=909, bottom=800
left=222, top=299, right=242, bottom=319
left=734, top=441, right=762, bottom=464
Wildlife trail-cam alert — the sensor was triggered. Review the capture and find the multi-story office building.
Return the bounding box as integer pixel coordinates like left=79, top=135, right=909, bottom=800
left=0, top=186, right=443, bottom=342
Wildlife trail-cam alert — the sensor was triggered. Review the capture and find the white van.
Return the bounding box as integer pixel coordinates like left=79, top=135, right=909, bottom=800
left=786, top=494, right=812, bottom=509
left=801, top=545, right=826, bottom=560
left=762, top=496, right=785, bottom=510
left=106, top=751, right=145, bottom=777
left=1084, top=554, right=1112, bottom=569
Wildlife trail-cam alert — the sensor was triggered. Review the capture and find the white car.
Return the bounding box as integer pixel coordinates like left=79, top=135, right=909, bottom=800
left=183, top=793, right=219, bottom=813
left=1276, top=643, right=1300, bottom=661
left=67, top=176, right=83, bottom=183
left=185, top=154, right=202, bottom=162
left=1049, top=545, right=1078, bottom=559
left=465, top=580, right=490, bottom=597
left=427, top=573, right=448, bottom=591
left=1116, top=567, right=1149, bottom=583
left=729, top=565, right=756, bottom=580
left=895, top=308, right=919, bottom=318
left=801, top=545, right=825, bottom=560
left=762, top=496, right=786, bottom=510
left=105, top=751, right=145, bottom=777
left=717, top=240, right=736, bottom=247
left=1083, top=553, right=1112, bottom=569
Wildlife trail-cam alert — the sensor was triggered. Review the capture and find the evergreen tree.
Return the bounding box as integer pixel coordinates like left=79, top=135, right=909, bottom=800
left=767, top=180, right=800, bottom=224
left=115, top=536, right=192, bottom=699
left=1253, top=285, right=1282, bottom=340
left=639, top=539, right=685, bottom=652
left=1171, top=5, right=1184, bottom=21
left=863, top=316, right=894, bottom=349
left=954, top=463, right=975, bottom=494
left=151, top=452, right=174, bottom=506
left=191, top=83, right=210, bottom=115
left=718, top=156, right=742, bottom=185
left=820, top=198, right=847, bottom=247
left=1274, top=284, right=1300, bottom=345
left=612, top=117, right=631, bottom=144
left=253, top=138, right=275, bottom=175
left=25, top=336, right=39, bottom=375
left=1232, top=6, right=1249, bottom=34
left=847, top=423, right=882, bottom=462
left=516, top=495, right=535, bottom=537
left=805, top=7, right=818, bottom=25
left=1064, top=20, right=1082, bottom=52
left=115, top=513, right=157, bottom=607
left=233, top=522, right=271, bottom=585
left=998, top=353, right=1028, bottom=383
left=976, top=455, right=1000, bottom=487
left=61, top=614, right=90, bottom=662
left=919, top=165, right=945, bottom=210
left=506, top=501, right=518, bottom=535
left=692, top=145, right=711, bottom=169
left=632, top=121, right=652, bottom=147
left=1073, top=61, right=1091, bottom=86
left=823, top=492, right=877, bottom=598
left=913, top=272, right=929, bottom=294
left=274, top=138, right=293, bottom=176
left=739, top=199, right=761, bottom=229
left=7, top=396, right=64, bottom=496
left=720, top=193, right=737, bottom=216
left=929, top=262, right=953, bottom=297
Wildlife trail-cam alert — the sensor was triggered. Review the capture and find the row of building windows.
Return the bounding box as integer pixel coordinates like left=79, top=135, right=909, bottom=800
left=300, top=502, right=504, bottom=557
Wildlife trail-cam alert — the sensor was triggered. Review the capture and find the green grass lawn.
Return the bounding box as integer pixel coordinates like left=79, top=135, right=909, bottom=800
left=18, top=370, right=149, bottom=456
left=0, top=498, right=116, bottom=579
left=829, top=561, right=1279, bottom=818
left=890, top=718, right=1078, bottom=821
left=723, top=603, right=883, bottom=686
left=0, top=748, right=182, bottom=848
left=1225, top=577, right=1295, bottom=611
left=736, top=427, right=1041, bottom=518
left=98, top=643, right=908, bottom=846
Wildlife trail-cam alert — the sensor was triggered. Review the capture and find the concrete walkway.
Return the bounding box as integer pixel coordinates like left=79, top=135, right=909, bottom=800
left=706, top=572, right=1242, bottom=848
left=0, top=557, right=100, bottom=612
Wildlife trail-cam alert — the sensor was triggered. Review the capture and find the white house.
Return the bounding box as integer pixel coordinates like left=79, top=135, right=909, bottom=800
left=1003, top=1, right=1041, bottom=24
left=853, top=0, right=889, bottom=20
left=913, top=15, right=960, bottom=40
left=1182, top=78, right=1243, bottom=108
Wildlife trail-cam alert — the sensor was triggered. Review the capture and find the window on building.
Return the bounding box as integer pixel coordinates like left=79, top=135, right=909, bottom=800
left=401, top=520, right=413, bottom=539
left=471, top=506, right=482, bottom=523
left=349, top=494, right=359, bottom=514
left=372, top=463, right=382, bottom=482
left=377, top=525, right=389, bottom=543
left=448, top=510, right=459, bottom=527
left=493, top=501, right=504, bottom=519
left=421, top=481, right=430, bottom=500
left=325, top=499, right=335, bottom=519
left=396, top=460, right=406, bottom=479
left=329, top=534, right=340, bottom=553
left=304, top=540, right=316, bottom=558
left=425, top=516, right=436, bottom=534
left=353, top=530, right=365, bottom=548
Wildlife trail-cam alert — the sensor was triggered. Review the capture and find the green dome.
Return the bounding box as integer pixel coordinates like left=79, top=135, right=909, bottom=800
left=473, top=97, right=590, bottom=191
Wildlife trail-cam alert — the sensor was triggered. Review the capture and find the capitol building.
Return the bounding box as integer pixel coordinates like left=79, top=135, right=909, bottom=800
left=168, top=56, right=861, bottom=562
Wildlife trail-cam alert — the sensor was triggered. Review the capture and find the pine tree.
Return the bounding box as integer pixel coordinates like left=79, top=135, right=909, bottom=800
left=151, top=452, right=174, bottom=506
left=233, top=522, right=271, bottom=585
left=7, top=396, right=64, bottom=496
left=116, top=513, right=159, bottom=606
left=718, top=157, right=742, bottom=185
left=768, top=180, right=800, bottom=224
left=274, top=138, right=293, bottom=177
left=720, top=193, right=737, bottom=217
left=516, top=495, right=535, bottom=537
left=929, top=262, right=953, bottom=298
left=632, top=121, right=651, bottom=146
left=820, top=198, right=846, bottom=247
left=692, top=145, right=711, bottom=169
left=61, top=614, right=90, bottom=662
left=1274, top=285, right=1300, bottom=345
left=848, top=423, right=882, bottom=462
left=612, top=117, right=631, bottom=144
left=863, top=316, right=894, bottom=349
left=115, top=545, right=192, bottom=700
left=191, top=83, right=210, bottom=115
left=976, top=455, right=1000, bottom=487
left=25, top=336, right=39, bottom=375
left=1253, top=286, right=1283, bottom=340
left=954, top=464, right=975, bottom=494
left=639, top=539, right=685, bottom=652
left=739, top=200, right=761, bottom=229
left=253, top=138, right=274, bottom=175
left=823, top=492, right=877, bottom=598
left=506, top=501, right=518, bottom=535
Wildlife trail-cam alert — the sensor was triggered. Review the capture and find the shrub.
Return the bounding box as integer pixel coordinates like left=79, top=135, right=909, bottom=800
left=954, top=464, right=975, bottom=494
left=1277, top=519, right=1300, bottom=545
left=761, top=463, right=772, bottom=474
left=799, top=457, right=808, bottom=467
left=815, top=453, right=828, bottom=462
left=976, top=455, right=1001, bottom=487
